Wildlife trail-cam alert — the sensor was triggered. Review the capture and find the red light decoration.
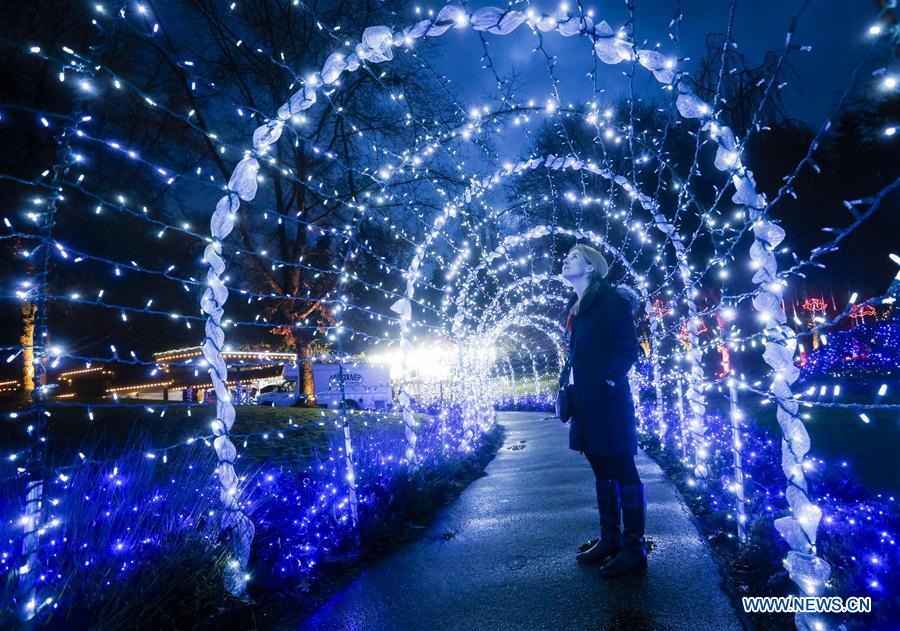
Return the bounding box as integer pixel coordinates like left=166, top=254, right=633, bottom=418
left=651, top=298, right=672, bottom=319
left=718, top=344, right=731, bottom=377
left=679, top=321, right=708, bottom=340
left=849, top=304, right=876, bottom=319
left=801, top=297, right=828, bottom=313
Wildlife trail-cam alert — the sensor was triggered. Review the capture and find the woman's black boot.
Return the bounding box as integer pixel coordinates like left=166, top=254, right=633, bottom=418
left=576, top=480, right=622, bottom=564
left=598, top=482, right=646, bottom=578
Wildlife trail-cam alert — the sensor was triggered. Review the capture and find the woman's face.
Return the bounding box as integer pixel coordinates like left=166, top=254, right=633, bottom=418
left=561, top=249, right=593, bottom=283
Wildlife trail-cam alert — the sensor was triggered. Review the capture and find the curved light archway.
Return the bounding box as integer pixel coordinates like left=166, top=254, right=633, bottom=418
left=209, top=5, right=828, bottom=614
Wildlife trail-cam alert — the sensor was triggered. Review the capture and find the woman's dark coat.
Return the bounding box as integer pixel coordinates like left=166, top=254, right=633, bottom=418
left=562, top=280, right=641, bottom=455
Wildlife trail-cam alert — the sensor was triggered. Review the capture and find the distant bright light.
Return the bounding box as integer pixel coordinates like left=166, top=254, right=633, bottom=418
left=370, top=341, right=461, bottom=381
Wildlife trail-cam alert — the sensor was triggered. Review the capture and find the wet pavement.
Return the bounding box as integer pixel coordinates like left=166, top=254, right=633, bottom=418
left=301, top=412, right=745, bottom=631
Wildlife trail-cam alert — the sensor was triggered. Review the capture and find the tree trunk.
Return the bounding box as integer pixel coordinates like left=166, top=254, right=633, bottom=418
left=295, top=336, right=316, bottom=405
left=20, top=301, right=36, bottom=404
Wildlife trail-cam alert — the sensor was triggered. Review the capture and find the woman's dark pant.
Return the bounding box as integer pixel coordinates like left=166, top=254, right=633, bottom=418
left=583, top=452, right=645, bottom=563
left=584, top=453, right=640, bottom=485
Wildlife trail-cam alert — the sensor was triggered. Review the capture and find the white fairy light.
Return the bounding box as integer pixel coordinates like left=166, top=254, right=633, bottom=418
left=7, top=6, right=893, bottom=621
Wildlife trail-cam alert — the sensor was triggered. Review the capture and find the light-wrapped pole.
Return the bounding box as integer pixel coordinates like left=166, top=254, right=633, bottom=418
left=201, top=155, right=261, bottom=597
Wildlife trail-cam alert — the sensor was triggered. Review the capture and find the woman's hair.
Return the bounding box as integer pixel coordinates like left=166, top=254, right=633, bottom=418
left=567, top=244, right=644, bottom=317
left=568, top=244, right=609, bottom=315
left=569, top=243, right=609, bottom=284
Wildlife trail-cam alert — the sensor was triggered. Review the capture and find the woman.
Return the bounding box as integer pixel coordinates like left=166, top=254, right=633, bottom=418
left=559, top=244, right=646, bottom=578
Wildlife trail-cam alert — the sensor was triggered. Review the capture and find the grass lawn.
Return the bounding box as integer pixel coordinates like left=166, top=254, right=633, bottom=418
left=3, top=401, right=411, bottom=471
left=706, top=393, right=900, bottom=494
left=491, top=375, right=556, bottom=398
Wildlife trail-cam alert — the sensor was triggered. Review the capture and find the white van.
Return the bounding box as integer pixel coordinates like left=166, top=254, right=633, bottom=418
left=273, top=362, right=393, bottom=410
left=253, top=381, right=299, bottom=407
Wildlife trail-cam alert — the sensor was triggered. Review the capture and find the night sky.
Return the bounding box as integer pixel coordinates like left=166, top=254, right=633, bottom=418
left=0, top=0, right=895, bottom=356
left=408, top=0, right=897, bottom=297
left=428, top=0, right=876, bottom=154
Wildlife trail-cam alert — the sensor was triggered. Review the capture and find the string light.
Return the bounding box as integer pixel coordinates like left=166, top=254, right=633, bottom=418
left=1, top=2, right=897, bottom=627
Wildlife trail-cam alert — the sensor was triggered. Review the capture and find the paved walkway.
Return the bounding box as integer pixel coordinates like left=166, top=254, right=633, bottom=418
left=301, top=412, right=744, bottom=631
